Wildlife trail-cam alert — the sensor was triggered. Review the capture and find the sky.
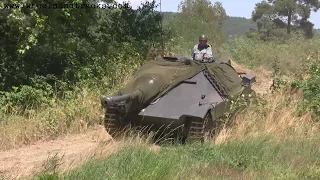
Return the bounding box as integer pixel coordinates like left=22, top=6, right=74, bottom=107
left=114, top=0, right=320, bottom=29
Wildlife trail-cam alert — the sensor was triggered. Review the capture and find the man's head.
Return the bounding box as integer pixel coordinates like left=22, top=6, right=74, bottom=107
left=199, top=34, right=208, bottom=46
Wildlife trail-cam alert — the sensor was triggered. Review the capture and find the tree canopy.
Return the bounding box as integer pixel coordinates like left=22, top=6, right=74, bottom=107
left=0, top=0, right=166, bottom=92
left=251, top=0, right=320, bottom=39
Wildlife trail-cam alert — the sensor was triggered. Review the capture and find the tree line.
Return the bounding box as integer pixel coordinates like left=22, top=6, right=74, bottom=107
left=1, top=0, right=319, bottom=95
left=250, top=0, right=320, bottom=40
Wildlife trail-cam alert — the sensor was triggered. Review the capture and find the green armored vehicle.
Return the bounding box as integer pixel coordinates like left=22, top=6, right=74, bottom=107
left=100, top=56, right=256, bottom=142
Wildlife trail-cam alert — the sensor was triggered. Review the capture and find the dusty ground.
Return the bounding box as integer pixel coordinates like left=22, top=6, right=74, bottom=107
left=0, top=62, right=272, bottom=179
left=0, top=126, right=117, bottom=179
left=231, top=60, right=273, bottom=95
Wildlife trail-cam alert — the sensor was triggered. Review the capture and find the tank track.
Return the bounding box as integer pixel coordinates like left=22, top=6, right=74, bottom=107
left=104, top=107, right=120, bottom=137
left=187, top=118, right=206, bottom=142
left=186, top=113, right=214, bottom=142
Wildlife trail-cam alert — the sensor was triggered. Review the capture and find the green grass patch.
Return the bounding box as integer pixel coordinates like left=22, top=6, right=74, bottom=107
left=227, top=36, right=320, bottom=77
left=36, top=136, right=320, bottom=180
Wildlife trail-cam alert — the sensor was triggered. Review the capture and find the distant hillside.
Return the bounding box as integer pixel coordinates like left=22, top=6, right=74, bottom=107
left=223, top=16, right=257, bottom=36
left=160, top=12, right=257, bottom=37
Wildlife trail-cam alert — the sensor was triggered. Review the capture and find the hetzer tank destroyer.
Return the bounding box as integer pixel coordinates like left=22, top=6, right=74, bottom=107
left=100, top=56, right=256, bottom=142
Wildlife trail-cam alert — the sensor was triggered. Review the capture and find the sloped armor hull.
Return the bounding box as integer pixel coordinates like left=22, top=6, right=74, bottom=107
left=101, top=56, right=256, bottom=142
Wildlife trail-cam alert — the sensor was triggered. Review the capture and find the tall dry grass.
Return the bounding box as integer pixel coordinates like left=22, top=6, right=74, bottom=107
left=0, top=72, right=136, bottom=151
left=216, top=37, right=320, bottom=144
left=215, top=87, right=320, bottom=144
left=228, top=36, right=320, bottom=78
left=0, top=91, right=102, bottom=150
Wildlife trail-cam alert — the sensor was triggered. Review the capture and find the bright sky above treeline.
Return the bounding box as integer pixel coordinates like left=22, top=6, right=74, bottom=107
left=114, top=0, right=320, bottom=28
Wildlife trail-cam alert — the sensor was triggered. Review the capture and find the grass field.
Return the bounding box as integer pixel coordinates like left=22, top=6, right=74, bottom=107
left=35, top=87, right=320, bottom=180
left=37, top=137, right=320, bottom=180
left=1, top=34, right=320, bottom=180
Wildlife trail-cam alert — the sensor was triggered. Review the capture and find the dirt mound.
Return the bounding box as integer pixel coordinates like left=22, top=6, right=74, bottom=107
left=231, top=60, right=273, bottom=95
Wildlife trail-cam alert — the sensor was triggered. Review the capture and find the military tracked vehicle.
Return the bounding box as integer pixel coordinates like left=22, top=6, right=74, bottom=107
left=100, top=56, right=256, bottom=142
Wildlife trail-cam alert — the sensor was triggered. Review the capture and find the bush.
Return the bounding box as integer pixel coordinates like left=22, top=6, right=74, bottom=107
left=291, top=53, right=320, bottom=120
left=0, top=76, right=55, bottom=115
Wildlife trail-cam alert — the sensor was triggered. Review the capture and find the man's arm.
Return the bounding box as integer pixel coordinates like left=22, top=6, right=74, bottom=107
left=205, top=45, right=213, bottom=58
left=191, top=48, right=194, bottom=59
left=191, top=44, right=198, bottom=60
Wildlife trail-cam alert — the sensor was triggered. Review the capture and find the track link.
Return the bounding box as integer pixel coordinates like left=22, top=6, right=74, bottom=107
left=186, top=113, right=213, bottom=142
left=188, top=119, right=205, bottom=142
left=104, top=107, right=120, bottom=137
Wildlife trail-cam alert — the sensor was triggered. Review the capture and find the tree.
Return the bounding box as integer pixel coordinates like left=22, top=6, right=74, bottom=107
left=178, top=0, right=227, bottom=25
left=166, top=0, right=227, bottom=55
left=0, top=0, right=166, bottom=91
left=252, top=0, right=320, bottom=38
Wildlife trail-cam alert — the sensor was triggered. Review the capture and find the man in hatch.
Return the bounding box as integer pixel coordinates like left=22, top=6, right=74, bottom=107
left=191, top=34, right=213, bottom=61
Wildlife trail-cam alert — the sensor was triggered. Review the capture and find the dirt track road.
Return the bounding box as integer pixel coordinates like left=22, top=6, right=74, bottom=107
left=0, top=62, right=272, bottom=179
left=0, top=126, right=117, bottom=179
left=231, top=61, right=273, bottom=95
